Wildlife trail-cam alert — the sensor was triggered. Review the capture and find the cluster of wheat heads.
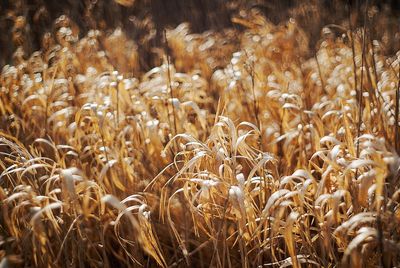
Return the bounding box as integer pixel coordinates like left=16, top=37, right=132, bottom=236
left=1, top=8, right=400, bottom=268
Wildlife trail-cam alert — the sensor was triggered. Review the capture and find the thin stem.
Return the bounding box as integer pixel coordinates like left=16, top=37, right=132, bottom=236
left=116, top=84, right=119, bottom=127
left=45, top=66, right=58, bottom=137
left=164, top=29, right=178, bottom=138
left=314, top=53, right=327, bottom=95
left=356, top=0, right=369, bottom=159
left=348, top=1, right=358, bottom=132
left=395, top=63, right=400, bottom=154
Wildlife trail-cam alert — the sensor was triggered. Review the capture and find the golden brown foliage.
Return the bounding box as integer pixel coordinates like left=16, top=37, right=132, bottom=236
left=1, top=5, right=400, bottom=268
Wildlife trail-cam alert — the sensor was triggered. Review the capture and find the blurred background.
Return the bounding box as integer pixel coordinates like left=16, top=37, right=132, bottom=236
left=1, top=0, right=399, bottom=70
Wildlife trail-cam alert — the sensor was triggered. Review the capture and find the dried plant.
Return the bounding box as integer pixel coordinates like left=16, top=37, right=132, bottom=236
left=1, top=2, right=400, bottom=268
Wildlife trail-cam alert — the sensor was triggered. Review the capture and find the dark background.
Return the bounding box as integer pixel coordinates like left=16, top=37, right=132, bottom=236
left=0, top=0, right=399, bottom=69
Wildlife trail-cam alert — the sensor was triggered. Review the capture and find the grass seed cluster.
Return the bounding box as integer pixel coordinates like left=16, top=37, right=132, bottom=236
left=0, top=5, right=400, bottom=268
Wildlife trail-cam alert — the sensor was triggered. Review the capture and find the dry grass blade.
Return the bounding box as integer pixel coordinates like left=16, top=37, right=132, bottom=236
left=1, top=2, right=400, bottom=268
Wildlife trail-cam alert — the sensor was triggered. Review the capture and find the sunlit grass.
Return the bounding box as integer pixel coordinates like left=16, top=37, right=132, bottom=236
left=1, top=4, right=400, bottom=268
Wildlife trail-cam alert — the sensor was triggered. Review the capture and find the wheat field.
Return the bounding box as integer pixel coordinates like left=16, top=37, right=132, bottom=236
left=0, top=1, right=400, bottom=267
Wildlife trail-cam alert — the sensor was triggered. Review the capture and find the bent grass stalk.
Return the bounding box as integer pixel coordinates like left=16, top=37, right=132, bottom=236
left=0, top=4, right=400, bottom=268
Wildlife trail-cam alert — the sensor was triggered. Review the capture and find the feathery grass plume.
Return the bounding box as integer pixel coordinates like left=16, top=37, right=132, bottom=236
left=1, top=2, right=400, bottom=267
